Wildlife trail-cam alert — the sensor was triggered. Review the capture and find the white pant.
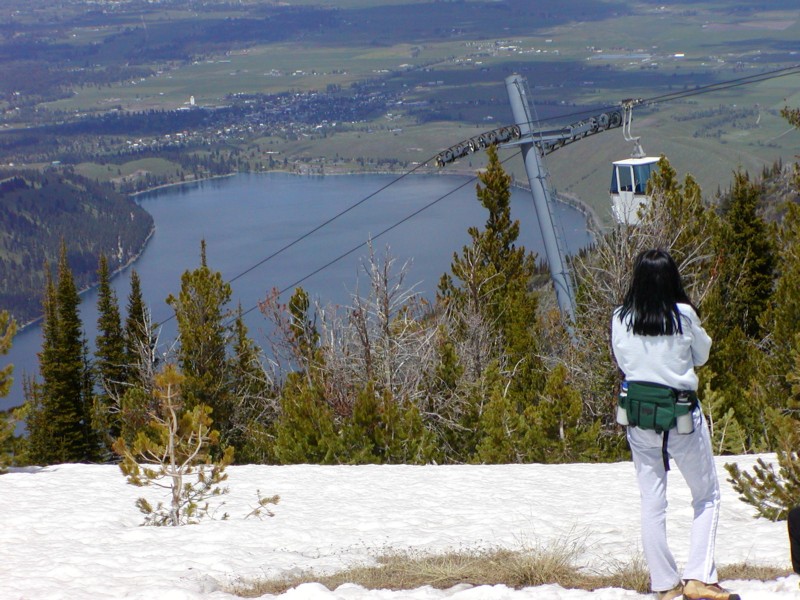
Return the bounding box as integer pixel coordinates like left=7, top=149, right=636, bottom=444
left=627, top=407, right=720, bottom=591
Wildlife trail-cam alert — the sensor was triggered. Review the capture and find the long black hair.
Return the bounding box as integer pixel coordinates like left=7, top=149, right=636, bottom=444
left=618, top=248, right=698, bottom=336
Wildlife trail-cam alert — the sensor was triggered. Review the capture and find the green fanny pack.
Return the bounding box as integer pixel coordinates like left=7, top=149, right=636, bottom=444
left=619, top=381, right=697, bottom=433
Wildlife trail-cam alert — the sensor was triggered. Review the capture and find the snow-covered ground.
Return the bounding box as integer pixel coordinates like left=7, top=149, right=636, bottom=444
left=0, top=455, right=797, bottom=599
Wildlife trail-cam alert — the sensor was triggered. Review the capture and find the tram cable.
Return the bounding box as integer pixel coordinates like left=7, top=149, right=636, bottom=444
left=154, top=152, right=440, bottom=328
left=232, top=151, right=521, bottom=321
left=500, top=63, right=800, bottom=131
left=645, top=63, right=800, bottom=106
left=154, top=152, right=519, bottom=359
left=153, top=63, right=800, bottom=331
left=214, top=64, right=800, bottom=298
left=226, top=161, right=431, bottom=286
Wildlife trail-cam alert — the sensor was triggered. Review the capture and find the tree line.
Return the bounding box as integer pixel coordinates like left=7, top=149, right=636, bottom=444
left=1, top=120, right=798, bottom=517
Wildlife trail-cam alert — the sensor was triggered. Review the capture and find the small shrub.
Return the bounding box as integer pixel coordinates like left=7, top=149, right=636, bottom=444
left=113, top=364, right=234, bottom=526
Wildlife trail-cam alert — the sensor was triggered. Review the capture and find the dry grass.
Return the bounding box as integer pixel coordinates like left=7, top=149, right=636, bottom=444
left=719, top=562, right=793, bottom=582
left=228, top=544, right=792, bottom=598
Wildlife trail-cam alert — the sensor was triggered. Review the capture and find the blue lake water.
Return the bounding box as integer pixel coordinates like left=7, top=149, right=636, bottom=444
left=2, top=172, right=593, bottom=412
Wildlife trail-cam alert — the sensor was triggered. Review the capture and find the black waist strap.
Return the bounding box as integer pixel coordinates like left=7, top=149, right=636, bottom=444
left=662, top=430, right=670, bottom=472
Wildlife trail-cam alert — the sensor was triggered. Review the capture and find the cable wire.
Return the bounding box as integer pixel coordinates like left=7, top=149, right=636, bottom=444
left=233, top=151, right=521, bottom=321
left=506, top=63, right=800, bottom=129
left=227, top=162, right=430, bottom=285
left=153, top=63, right=800, bottom=330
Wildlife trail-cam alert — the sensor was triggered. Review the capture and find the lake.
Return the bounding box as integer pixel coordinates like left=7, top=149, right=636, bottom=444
left=2, top=172, right=593, bottom=412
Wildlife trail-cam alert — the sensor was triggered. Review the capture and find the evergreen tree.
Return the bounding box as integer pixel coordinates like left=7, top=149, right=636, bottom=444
left=94, top=254, right=127, bottom=451
left=288, top=287, right=320, bottom=379
left=761, top=202, right=800, bottom=411
left=389, top=396, right=437, bottom=464
left=0, top=310, right=17, bottom=471
left=522, top=363, right=601, bottom=463
left=438, top=146, right=544, bottom=462
left=701, top=171, right=776, bottom=450
left=782, top=106, right=800, bottom=130
left=26, top=245, right=99, bottom=464
left=474, top=363, right=523, bottom=463
left=166, top=241, right=235, bottom=447
left=339, top=383, right=390, bottom=465
left=338, top=383, right=435, bottom=464
left=724, top=415, right=800, bottom=521
left=272, top=374, right=338, bottom=464
left=439, top=146, right=540, bottom=361
left=0, top=310, right=15, bottom=399
left=722, top=106, right=800, bottom=519
left=700, top=382, right=751, bottom=455
left=113, top=363, right=234, bottom=526
left=124, top=269, right=149, bottom=368
left=422, top=328, right=469, bottom=462
left=228, top=306, right=278, bottom=464
left=706, top=171, right=776, bottom=340
left=117, top=268, right=161, bottom=446
left=22, top=270, right=56, bottom=463
left=646, top=158, right=717, bottom=288
left=265, top=287, right=336, bottom=464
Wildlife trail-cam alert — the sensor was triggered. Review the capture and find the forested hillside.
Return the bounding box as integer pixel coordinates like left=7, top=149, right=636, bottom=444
left=0, top=169, right=153, bottom=324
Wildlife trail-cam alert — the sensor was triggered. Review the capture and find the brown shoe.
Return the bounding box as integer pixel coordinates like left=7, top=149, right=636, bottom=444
left=655, top=582, right=684, bottom=600
left=682, top=579, right=741, bottom=600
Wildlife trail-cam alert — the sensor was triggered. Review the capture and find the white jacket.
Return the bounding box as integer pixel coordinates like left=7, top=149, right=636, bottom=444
left=611, top=303, right=712, bottom=391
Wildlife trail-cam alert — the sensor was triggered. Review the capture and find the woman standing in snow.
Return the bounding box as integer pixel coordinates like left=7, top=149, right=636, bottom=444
left=611, top=249, right=740, bottom=600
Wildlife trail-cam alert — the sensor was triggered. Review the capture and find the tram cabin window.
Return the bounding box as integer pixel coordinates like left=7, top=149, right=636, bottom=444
left=611, top=165, right=634, bottom=193
left=633, top=162, right=654, bottom=194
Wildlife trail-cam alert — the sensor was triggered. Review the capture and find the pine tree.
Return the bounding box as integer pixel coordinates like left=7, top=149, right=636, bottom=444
left=113, top=363, right=234, bottom=526
left=724, top=414, right=800, bottom=521
left=263, top=286, right=338, bottom=464
left=782, top=106, right=800, bottom=130
left=94, top=254, right=127, bottom=451
left=338, top=383, right=436, bottom=464
left=422, top=327, right=468, bottom=462
left=0, top=310, right=17, bottom=471
left=124, top=269, right=149, bottom=368
left=706, top=171, right=776, bottom=340
left=26, top=266, right=59, bottom=461
left=272, top=374, right=338, bottom=464
left=439, top=145, right=540, bottom=360
left=26, top=244, right=99, bottom=464
left=701, top=171, right=776, bottom=450
left=288, top=287, right=320, bottom=378
left=701, top=382, right=751, bottom=455
left=522, top=363, right=601, bottom=463
left=646, top=158, right=717, bottom=290
left=166, top=241, right=235, bottom=447
left=761, top=202, right=800, bottom=411
left=437, top=146, right=545, bottom=461
left=474, top=364, right=524, bottom=463
left=722, top=105, right=800, bottom=519
left=116, top=268, right=161, bottom=446
left=390, top=397, right=437, bottom=464
left=228, top=306, right=278, bottom=464
left=0, top=310, right=15, bottom=399
left=339, top=383, right=387, bottom=465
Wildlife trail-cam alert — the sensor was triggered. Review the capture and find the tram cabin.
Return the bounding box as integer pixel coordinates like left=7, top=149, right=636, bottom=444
left=609, top=157, right=660, bottom=224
